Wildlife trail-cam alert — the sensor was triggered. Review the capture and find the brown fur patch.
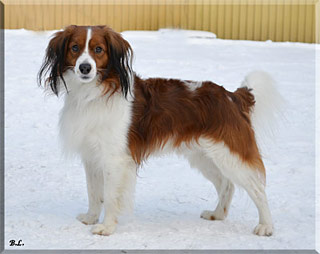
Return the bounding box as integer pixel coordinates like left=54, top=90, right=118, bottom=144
left=65, top=26, right=87, bottom=68
left=210, top=215, right=216, bottom=220
left=128, top=75, right=265, bottom=177
left=91, top=26, right=125, bottom=96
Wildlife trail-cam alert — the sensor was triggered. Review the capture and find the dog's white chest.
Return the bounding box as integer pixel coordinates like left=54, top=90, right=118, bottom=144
left=59, top=90, right=132, bottom=157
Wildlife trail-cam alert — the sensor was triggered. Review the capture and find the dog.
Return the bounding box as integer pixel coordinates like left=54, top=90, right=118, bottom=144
left=38, top=25, right=281, bottom=237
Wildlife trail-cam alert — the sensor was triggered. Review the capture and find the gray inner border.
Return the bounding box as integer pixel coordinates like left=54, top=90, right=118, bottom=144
left=1, top=1, right=4, bottom=253
left=0, top=1, right=318, bottom=253
left=0, top=250, right=319, bottom=253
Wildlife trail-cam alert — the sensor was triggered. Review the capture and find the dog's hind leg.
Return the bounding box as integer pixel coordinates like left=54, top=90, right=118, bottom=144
left=200, top=139, right=273, bottom=236
left=186, top=152, right=234, bottom=221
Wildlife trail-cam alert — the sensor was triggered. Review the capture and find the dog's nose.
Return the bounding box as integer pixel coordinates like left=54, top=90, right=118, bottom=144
left=79, top=63, right=92, bottom=74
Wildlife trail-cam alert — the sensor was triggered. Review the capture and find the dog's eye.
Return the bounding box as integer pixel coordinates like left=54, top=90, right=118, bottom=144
left=95, top=46, right=103, bottom=54
left=71, top=45, right=79, bottom=52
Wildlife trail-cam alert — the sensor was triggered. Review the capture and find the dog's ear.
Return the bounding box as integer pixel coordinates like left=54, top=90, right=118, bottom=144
left=103, top=26, right=133, bottom=98
left=38, top=25, right=76, bottom=96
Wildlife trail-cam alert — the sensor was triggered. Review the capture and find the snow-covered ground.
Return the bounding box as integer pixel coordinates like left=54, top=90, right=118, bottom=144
left=4, top=29, right=316, bottom=249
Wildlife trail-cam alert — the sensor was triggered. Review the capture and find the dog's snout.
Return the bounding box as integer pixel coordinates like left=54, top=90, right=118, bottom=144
left=79, top=63, right=92, bottom=75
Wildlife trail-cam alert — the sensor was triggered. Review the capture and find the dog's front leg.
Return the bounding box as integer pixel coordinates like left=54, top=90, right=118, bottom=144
left=91, top=156, right=136, bottom=236
left=77, top=160, right=103, bottom=225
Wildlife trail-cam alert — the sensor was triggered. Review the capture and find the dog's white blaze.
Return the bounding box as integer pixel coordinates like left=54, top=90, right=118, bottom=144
left=74, top=27, right=97, bottom=83
left=79, top=27, right=92, bottom=61
left=84, top=28, right=92, bottom=53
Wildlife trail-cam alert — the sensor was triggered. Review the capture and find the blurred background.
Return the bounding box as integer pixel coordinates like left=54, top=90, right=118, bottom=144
left=1, top=0, right=319, bottom=43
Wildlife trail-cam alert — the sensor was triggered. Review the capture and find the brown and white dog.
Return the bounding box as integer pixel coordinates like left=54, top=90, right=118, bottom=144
left=39, top=25, right=281, bottom=237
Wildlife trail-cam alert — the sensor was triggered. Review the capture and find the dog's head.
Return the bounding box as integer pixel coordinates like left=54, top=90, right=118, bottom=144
left=38, top=25, right=133, bottom=98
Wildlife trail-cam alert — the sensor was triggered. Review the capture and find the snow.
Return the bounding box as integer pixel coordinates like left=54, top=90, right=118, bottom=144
left=4, top=28, right=316, bottom=249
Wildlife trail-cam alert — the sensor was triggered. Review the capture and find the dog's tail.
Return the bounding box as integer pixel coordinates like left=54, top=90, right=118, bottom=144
left=238, top=71, right=283, bottom=145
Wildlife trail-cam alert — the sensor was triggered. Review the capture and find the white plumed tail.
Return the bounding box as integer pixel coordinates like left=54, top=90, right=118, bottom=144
left=241, top=71, right=284, bottom=146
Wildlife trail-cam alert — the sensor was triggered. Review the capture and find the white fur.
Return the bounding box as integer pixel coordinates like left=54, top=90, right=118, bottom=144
left=183, top=80, right=203, bottom=91
left=186, top=150, right=235, bottom=221
left=160, top=137, right=273, bottom=236
left=60, top=65, right=136, bottom=235
left=241, top=71, right=284, bottom=143
left=198, top=139, right=273, bottom=236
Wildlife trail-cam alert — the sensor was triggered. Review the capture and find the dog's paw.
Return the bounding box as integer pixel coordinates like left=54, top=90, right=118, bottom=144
left=254, top=224, right=273, bottom=236
left=91, top=223, right=116, bottom=236
left=200, top=210, right=225, bottom=221
left=76, top=213, right=99, bottom=225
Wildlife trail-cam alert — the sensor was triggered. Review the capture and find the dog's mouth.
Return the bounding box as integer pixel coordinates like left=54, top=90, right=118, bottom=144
left=78, top=74, right=96, bottom=83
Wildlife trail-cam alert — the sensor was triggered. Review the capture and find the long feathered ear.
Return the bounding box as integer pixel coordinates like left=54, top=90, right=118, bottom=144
left=38, top=25, right=75, bottom=96
left=103, top=26, right=133, bottom=99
